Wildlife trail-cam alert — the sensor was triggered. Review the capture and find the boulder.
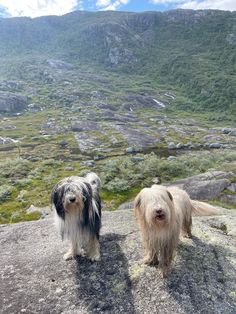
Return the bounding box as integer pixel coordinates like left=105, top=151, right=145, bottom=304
left=26, top=205, right=51, bottom=219
left=0, top=92, right=27, bottom=113
left=168, top=142, right=176, bottom=150
left=209, top=142, right=222, bottom=149
left=125, top=147, right=139, bottom=154
left=82, top=160, right=96, bottom=167
left=222, top=128, right=232, bottom=134
left=131, top=156, right=144, bottom=162
left=168, top=171, right=232, bottom=200
left=176, top=143, right=184, bottom=149
left=0, top=136, right=18, bottom=145
left=183, top=179, right=230, bottom=200
left=59, top=140, right=69, bottom=147
left=167, top=156, right=177, bottom=161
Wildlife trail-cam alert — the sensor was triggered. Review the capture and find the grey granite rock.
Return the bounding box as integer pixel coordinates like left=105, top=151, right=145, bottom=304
left=0, top=92, right=27, bottom=113
left=168, top=171, right=233, bottom=200
left=0, top=209, right=236, bottom=314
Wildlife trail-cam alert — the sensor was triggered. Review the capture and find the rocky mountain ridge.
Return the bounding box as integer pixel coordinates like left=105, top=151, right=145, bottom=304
left=0, top=9, right=235, bottom=112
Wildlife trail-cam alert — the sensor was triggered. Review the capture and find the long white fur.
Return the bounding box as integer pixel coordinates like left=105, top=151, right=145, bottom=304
left=53, top=173, right=101, bottom=261
left=135, top=184, right=218, bottom=276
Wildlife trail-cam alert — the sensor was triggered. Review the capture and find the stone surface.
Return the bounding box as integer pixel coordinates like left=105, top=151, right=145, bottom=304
left=168, top=142, right=176, bottom=150
left=0, top=209, right=236, bottom=314
left=209, top=142, right=222, bottom=149
left=0, top=92, right=27, bottom=113
left=222, top=128, right=232, bottom=134
left=183, top=179, right=230, bottom=201
left=26, top=205, right=51, bottom=219
left=121, top=95, right=167, bottom=110
left=0, top=136, right=18, bottom=145
left=168, top=171, right=233, bottom=200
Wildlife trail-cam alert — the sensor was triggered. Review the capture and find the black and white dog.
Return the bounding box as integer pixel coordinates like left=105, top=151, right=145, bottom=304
left=51, top=172, right=101, bottom=261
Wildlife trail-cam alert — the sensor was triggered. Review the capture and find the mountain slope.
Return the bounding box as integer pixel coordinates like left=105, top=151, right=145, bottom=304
left=0, top=9, right=235, bottom=112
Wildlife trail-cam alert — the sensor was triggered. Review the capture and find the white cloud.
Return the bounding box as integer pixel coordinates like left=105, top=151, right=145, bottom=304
left=96, top=0, right=111, bottom=8
left=0, top=0, right=80, bottom=18
left=150, top=0, right=183, bottom=3
left=96, top=0, right=130, bottom=10
left=180, top=0, right=236, bottom=11
left=149, top=0, right=236, bottom=11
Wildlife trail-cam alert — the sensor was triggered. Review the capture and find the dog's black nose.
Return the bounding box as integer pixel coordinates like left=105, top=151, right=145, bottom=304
left=69, top=196, right=76, bottom=203
left=156, top=209, right=163, bottom=214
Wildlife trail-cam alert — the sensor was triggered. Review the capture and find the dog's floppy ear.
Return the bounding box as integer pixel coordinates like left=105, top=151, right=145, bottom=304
left=51, top=185, right=65, bottom=220
left=134, top=192, right=142, bottom=215
left=134, top=193, right=141, bottom=209
left=86, top=172, right=101, bottom=192
left=167, top=190, right=173, bottom=202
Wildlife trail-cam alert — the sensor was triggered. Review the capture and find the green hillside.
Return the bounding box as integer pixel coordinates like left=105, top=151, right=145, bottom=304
left=0, top=9, right=235, bottom=113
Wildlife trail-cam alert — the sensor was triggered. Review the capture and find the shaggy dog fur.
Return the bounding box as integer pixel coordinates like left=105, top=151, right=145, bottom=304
left=51, top=172, right=101, bottom=261
left=134, top=184, right=217, bottom=277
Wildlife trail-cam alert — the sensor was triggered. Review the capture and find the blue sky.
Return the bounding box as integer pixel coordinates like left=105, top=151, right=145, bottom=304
left=0, top=0, right=235, bottom=18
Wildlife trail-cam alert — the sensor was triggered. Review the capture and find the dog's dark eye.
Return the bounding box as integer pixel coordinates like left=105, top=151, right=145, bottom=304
left=91, top=180, right=96, bottom=185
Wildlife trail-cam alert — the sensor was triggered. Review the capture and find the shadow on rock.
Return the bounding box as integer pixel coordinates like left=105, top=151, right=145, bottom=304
left=166, top=236, right=236, bottom=314
left=74, top=233, right=135, bottom=313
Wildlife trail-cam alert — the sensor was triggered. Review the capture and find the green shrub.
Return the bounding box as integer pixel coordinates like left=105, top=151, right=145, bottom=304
left=0, top=185, right=14, bottom=202
left=0, top=158, right=32, bottom=179
left=104, top=177, right=131, bottom=192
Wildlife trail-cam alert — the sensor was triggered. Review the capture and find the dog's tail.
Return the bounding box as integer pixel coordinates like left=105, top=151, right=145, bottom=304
left=85, top=172, right=101, bottom=193
left=191, top=200, right=220, bottom=216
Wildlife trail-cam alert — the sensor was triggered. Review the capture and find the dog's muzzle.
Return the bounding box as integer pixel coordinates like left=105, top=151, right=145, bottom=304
left=154, top=209, right=166, bottom=220
left=69, top=196, right=76, bottom=203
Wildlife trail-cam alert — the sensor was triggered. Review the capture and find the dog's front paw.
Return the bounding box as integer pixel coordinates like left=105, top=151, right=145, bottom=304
left=88, top=252, right=101, bottom=262
left=159, top=266, right=170, bottom=278
left=143, top=255, right=155, bottom=265
left=143, top=258, right=152, bottom=265
left=63, top=250, right=75, bottom=261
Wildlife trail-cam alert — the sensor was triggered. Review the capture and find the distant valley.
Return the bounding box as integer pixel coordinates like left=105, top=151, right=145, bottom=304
left=0, top=10, right=235, bottom=223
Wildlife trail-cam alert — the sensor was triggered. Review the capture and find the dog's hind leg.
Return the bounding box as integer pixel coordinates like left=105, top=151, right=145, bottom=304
left=182, top=215, right=192, bottom=238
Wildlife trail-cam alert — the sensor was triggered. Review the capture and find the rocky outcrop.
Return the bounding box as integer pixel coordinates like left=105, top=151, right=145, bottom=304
left=0, top=80, right=22, bottom=91
left=71, top=121, right=101, bottom=132
left=108, top=47, right=137, bottom=66
left=0, top=136, right=19, bottom=145
left=226, top=33, right=236, bottom=45
left=0, top=92, right=27, bottom=113
left=46, top=59, right=74, bottom=70
left=1, top=208, right=235, bottom=313
left=121, top=95, right=168, bottom=111
left=168, top=171, right=234, bottom=201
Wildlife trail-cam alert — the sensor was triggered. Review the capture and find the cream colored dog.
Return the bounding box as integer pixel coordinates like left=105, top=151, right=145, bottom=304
left=134, top=184, right=217, bottom=277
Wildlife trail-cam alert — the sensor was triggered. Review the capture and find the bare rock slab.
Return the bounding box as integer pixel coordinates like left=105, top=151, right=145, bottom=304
left=1, top=209, right=236, bottom=314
